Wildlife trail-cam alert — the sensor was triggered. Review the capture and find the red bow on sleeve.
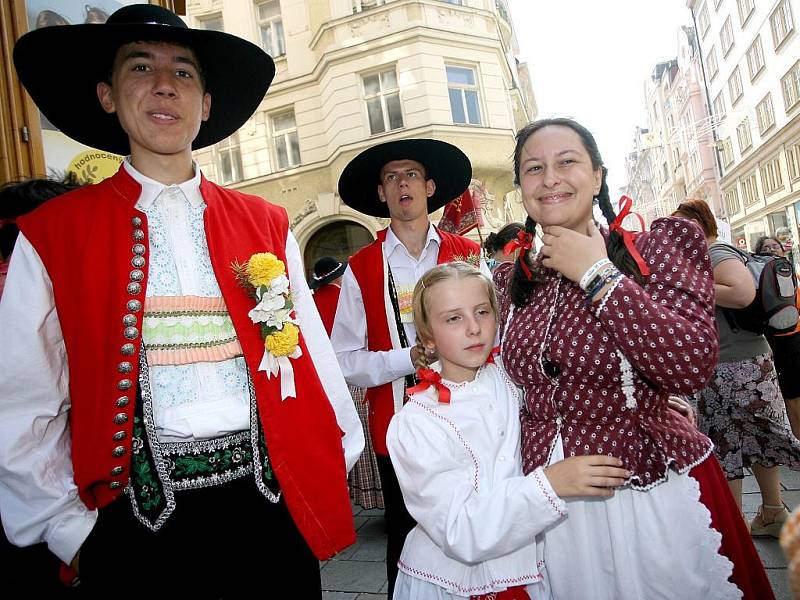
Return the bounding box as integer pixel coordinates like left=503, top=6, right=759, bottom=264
left=608, top=195, right=650, bottom=277
left=407, top=368, right=451, bottom=404
left=503, top=230, right=535, bottom=280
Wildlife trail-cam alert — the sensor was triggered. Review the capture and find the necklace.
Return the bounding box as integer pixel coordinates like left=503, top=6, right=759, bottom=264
left=538, top=273, right=564, bottom=380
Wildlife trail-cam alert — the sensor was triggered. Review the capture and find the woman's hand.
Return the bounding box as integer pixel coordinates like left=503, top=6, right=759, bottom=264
left=667, top=395, right=696, bottom=426
left=543, top=455, right=630, bottom=498
left=540, top=220, right=609, bottom=283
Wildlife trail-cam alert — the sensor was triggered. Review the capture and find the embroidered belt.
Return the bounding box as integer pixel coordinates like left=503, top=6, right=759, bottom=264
left=127, top=348, right=280, bottom=531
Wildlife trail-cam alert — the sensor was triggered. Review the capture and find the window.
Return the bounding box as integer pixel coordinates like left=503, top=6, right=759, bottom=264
left=741, top=173, right=759, bottom=207
left=737, top=0, right=754, bottom=26
left=788, top=142, right=800, bottom=181
left=363, top=69, right=403, bottom=135
left=761, top=156, right=784, bottom=195
left=438, top=0, right=464, bottom=4
left=198, top=14, right=224, bottom=31
left=713, top=91, right=726, bottom=120
left=272, top=110, right=300, bottom=170
left=257, top=1, right=285, bottom=57
left=728, top=66, right=743, bottom=105
left=689, top=150, right=703, bottom=180
left=770, top=0, right=795, bottom=49
left=352, top=0, right=386, bottom=13
left=746, top=36, right=764, bottom=80
left=698, top=3, right=710, bottom=38
left=725, top=186, right=741, bottom=215
left=721, top=137, right=734, bottom=167
left=756, top=93, right=775, bottom=134
left=446, top=65, right=482, bottom=126
left=707, top=46, right=719, bottom=80
left=782, top=61, right=800, bottom=112
left=720, top=16, right=735, bottom=56
left=216, top=133, right=243, bottom=184
left=737, top=118, right=752, bottom=152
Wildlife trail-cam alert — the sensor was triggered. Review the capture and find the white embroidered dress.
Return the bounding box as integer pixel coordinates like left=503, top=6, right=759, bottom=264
left=387, top=362, right=564, bottom=600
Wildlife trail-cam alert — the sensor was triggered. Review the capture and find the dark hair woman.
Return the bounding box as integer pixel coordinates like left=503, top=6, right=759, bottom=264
left=482, top=221, right=524, bottom=270
left=492, top=118, right=771, bottom=600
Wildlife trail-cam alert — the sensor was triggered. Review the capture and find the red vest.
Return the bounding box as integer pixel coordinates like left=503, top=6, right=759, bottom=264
left=313, top=283, right=341, bottom=338
left=348, top=227, right=480, bottom=455
left=18, top=167, right=355, bottom=559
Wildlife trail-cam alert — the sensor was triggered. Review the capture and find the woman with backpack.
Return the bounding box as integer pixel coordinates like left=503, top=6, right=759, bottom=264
left=673, top=200, right=800, bottom=538
left=754, top=235, right=800, bottom=441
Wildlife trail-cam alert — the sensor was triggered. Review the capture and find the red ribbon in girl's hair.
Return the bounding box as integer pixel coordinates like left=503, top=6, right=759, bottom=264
left=608, top=195, right=651, bottom=277
left=407, top=368, right=451, bottom=404
left=503, top=230, right=534, bottom=280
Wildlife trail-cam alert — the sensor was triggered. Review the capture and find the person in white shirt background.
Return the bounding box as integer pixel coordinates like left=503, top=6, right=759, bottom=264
left=0, top=5, right=362, bottom=596
left=387, top=261, right=629, bottom=600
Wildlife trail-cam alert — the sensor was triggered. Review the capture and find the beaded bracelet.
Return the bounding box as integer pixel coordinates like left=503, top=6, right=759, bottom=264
left=579, top=258, right=613, bottom=291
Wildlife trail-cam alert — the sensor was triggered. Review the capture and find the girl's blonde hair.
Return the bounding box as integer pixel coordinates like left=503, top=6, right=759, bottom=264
left=412, top=262, right=499, bottom=364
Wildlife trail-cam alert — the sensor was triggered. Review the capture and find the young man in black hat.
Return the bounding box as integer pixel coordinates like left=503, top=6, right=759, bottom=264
left=0, top=5, right=362, bottom=596
left=332, top=138, right=488, bottom=596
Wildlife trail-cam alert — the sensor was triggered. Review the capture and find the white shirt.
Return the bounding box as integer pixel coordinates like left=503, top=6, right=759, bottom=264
left=332, top=225, right=441, bottom=387
left=386, top=363, right=566, bottom=597
left=0, top=161, right=364, bottom=564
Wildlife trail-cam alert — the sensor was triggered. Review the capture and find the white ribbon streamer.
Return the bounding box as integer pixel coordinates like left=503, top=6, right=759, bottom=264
left=258, top=346, right=303, bottom=400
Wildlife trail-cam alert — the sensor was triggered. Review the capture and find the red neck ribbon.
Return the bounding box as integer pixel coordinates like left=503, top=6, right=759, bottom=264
left=485, top=345, right=501, bottom=364
left=407, top=368, right=451, bottom=404
left=503, top=230, right=534, bottom=280
left=608, top=195, right=650, bottom=277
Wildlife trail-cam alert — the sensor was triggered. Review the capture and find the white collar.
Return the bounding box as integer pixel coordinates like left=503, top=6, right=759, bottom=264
left=384, top=223, right=440, bottom=258
left=124, top=159, right=204, bottom=210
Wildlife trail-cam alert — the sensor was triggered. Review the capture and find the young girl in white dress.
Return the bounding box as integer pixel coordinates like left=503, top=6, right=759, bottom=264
left=387, top=262, right=630, bottom=600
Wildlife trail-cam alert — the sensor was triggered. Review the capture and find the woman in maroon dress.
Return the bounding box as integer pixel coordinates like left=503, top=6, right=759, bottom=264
left=493, top=118, right=771, bottom=600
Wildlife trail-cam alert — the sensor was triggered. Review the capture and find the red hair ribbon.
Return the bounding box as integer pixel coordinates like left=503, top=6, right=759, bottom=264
left=503, top=230, right=534, bottom=280
left=608, top=195, right=650, bottom=277
left=407, top=368, right=451, bottom=404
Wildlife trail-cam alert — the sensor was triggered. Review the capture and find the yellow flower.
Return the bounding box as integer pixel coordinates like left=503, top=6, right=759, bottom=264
left=265, top=322, right=299, bottom=357
left=246, top=253, right=285, bottom=287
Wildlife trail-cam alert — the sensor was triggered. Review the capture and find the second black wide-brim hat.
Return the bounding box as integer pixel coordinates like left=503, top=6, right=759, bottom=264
left=13, top=3, right=275, bottom=156
left=338, top=138, right=472, bottom=218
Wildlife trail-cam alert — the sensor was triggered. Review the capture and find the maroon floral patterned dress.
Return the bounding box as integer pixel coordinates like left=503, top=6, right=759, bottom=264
left=493, top=217, right=771, bottom=599
left=495, top=217, right=717, bottom=487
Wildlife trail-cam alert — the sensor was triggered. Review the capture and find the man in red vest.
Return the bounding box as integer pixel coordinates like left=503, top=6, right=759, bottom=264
left=0, top=5, right=362, bottom=596
left=310, top=256, right=347, bottom=337
left=333, top=138, right=486, bottom=596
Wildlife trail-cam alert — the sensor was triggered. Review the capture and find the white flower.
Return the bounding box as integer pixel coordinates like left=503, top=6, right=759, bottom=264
left=249, top=293, right=286, bottom=322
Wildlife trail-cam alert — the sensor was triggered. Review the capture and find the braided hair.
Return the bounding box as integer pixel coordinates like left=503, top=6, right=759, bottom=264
left=509, top=118, right=646, bottom=307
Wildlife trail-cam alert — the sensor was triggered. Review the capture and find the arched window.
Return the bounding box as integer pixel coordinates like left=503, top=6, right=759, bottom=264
left=303, top=221, right=373, bottom=280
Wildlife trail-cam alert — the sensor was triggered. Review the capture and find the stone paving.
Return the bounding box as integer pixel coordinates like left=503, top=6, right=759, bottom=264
left=323, top=467, right=796, bottom=599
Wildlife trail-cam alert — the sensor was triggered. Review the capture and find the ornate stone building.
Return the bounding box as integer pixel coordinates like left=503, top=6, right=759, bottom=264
left=185, top=0, right=536, bottom=271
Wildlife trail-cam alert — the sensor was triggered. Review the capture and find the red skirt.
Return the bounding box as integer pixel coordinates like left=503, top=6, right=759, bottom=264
left=691, top=455, right=774, bottom=600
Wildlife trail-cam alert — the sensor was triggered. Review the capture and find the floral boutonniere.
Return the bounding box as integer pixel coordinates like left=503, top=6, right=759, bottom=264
left=232, top=252, right=302, bottom=400
left=452, top=252, right=481, bottom=267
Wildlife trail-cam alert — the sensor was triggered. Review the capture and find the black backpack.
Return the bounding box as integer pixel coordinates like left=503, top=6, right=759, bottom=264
left=721, top=244, right=798, bottom=335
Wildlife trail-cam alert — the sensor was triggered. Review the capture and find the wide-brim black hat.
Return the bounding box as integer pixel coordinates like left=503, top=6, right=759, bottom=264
left=338, top=139, right=471, bottom=218
left=13, top=4, right=275, bottom=155
left=309, top=257, right=347, bottom=290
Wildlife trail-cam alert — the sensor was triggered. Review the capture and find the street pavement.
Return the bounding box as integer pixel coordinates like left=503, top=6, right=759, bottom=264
left=322, top=466, right=796, bottom=599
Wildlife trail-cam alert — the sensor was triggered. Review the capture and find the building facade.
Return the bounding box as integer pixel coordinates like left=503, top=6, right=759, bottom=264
left=688, top=0, right=800, bottom=251
left=185, top=0, right=535, bottom=272
left=625, top=26, right=722, bottom=229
